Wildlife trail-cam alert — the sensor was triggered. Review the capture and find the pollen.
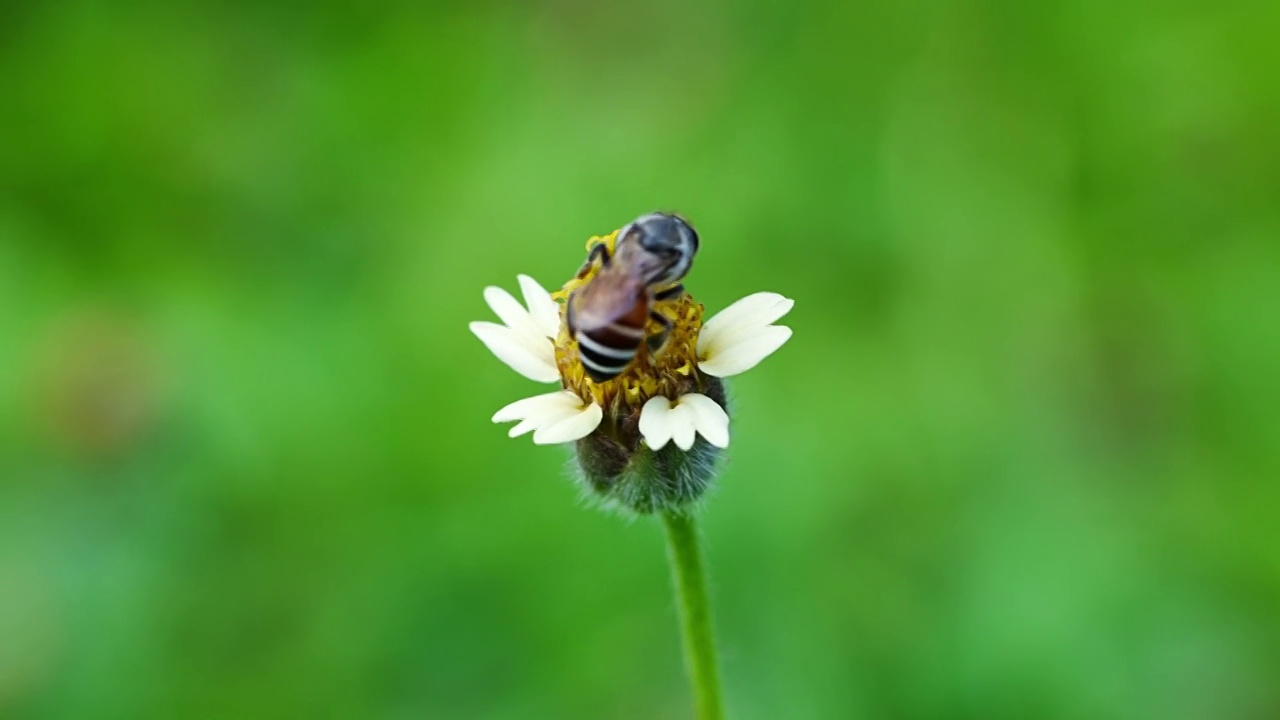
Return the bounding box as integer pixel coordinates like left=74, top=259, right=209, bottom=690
left=551, top=230, right=710, bottom=420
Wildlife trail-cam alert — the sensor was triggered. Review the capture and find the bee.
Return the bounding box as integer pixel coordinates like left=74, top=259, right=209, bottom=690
left=566, top=212, right=700, bottom=382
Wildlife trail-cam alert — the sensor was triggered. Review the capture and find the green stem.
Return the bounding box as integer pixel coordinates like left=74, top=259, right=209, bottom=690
left=661, top=510, right=725, bottom=720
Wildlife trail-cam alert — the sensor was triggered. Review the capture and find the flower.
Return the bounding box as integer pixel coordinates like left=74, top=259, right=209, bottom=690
left=469, top=215, right=793, bottom=512
left=697, top=292, right=794, bottom=378
left=490, top=389, right=602, bottom=445
left=639, top=394, right=730, bottom=450
left=468, top=275, right=560, bottom=383
left=472, top=281, right=791, bottom=450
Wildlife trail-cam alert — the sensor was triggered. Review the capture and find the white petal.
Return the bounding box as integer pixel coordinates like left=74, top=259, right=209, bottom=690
left=679, top=393, right=730, bottom=448
left=699, top=325, right=793, bottom=377
left=470, top=321, right=559, bottom=382
left=491, top=390, right=601, bottom=444
left=639, top=396, right=675, bottom=450
left=697, top=292, right=794, bottom=358
left=483, top=286, right=546, bottom=343
left=507, top=418, right=539, bottom=437
left=533, top=402, right=603, bottom=444
left=518, top=275, right=561, bottom=338
left=667, top=403, right=697, bottom=451
left=491, top=390, right=579, bottom=423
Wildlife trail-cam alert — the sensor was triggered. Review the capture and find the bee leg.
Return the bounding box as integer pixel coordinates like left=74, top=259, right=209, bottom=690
left=588, top=242, right=612, bottom=266
left=575, top=243, right=612, bottom=279
left=646, top=310, right=673, bottom=355
left=653, top=284, right=684, bottom=301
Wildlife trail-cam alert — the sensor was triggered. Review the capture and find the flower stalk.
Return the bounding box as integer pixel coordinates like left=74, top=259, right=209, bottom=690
left=662, top=510, right=725, bottom=720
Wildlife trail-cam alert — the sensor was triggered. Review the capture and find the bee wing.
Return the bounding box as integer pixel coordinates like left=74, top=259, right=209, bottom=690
left=572, top=273, right=647, bottom=332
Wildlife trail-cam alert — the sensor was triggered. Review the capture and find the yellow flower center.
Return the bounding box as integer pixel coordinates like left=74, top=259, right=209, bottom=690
left=550, top=230, right=708, bottom=418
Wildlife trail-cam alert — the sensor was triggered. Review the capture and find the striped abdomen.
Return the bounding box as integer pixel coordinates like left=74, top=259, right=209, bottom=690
left=572, top=295, right=649, bottom=382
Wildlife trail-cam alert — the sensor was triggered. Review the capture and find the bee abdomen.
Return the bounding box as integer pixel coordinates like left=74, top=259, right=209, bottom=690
left=577, top=325, right=644, bottom=381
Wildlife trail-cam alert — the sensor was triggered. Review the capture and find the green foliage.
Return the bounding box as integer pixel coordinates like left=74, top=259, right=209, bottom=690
left=1, top=1, right=1278, bottom=718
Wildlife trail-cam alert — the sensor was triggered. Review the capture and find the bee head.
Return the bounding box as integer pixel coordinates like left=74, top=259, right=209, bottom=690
left=620, top=212, right=699, bottom=286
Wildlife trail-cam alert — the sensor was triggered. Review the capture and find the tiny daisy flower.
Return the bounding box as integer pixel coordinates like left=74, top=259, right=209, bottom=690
left=471, top=212, right=793, bottom=513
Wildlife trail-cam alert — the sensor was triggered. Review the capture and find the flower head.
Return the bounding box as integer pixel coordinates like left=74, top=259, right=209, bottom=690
left=471, top=214, right=793, bottom=513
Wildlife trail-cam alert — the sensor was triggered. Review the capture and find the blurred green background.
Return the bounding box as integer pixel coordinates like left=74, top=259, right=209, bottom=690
left=2, top=1, right=1278, bottom=718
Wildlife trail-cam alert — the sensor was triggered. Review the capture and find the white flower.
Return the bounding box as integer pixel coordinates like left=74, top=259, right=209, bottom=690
left=491, top=390, right=604, bottom=445
left=467, top=275, right=561, bottom=383
left=469, top=275, right=606, bottom=443
left=696, top=292, right=795, bottom=377
left=639, top=394, right=730, bottom=450
left=472, top=277, right=793, bottom=449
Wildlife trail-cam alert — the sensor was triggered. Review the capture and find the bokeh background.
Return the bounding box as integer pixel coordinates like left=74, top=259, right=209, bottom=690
left=3, top=1, right=1278, bottom=718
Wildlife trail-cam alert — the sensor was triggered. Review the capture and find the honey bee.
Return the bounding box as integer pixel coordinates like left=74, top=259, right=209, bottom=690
left=566, top=212, right=700, bottom=382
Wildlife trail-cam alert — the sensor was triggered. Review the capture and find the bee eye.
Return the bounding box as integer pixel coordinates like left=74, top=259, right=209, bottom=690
left=677, top=220, right=699, bottom=256
left=634, top=215, right=675, bottom=252
left=640, top=234, right=675, bottom=256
